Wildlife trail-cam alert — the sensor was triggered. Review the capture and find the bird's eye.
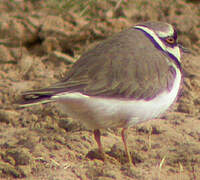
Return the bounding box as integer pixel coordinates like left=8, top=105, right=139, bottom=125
left=165, top=37, right=175, bottom=44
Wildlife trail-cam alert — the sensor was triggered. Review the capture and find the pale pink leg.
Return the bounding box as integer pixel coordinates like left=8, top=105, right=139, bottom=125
left=121, top=128, right=133, bottom=165
left=94, top=129, right=103, bottom=154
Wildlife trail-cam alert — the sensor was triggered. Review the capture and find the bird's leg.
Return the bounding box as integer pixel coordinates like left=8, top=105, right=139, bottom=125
left=121, top=128, right=133, bottom=165
left=94, top=129, right=104, bottom=156
left=93, top=129, right=119, bottom=164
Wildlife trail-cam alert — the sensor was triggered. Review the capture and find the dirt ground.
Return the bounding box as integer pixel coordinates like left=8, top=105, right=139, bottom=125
left=0, top=0, right=200, bottom=179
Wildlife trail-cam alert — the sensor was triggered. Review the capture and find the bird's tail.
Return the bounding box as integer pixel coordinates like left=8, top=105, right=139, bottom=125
left=18, top=89, right=56, bottom=108
left=18, top=80, right=86, bottom=108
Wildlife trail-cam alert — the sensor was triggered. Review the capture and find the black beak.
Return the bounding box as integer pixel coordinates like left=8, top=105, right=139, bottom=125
left=178, top=43, right=191, bottom=54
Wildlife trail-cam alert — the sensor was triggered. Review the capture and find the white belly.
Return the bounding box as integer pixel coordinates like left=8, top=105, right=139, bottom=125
left=52, top=68, right=181, bottom=129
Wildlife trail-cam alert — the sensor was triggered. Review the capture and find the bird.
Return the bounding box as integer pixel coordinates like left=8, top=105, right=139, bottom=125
left=19, top=21, right=185, bottom=165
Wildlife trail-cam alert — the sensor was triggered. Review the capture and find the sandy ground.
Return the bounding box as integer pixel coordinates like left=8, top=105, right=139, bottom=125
left=0, top=0, right=200, bottom=179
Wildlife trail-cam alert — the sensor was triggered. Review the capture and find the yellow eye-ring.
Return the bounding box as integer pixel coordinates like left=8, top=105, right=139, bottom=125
left=165, top=37, right=175, bottom=44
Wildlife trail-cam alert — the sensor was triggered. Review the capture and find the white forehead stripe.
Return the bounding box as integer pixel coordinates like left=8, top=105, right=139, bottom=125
left=134, top=25, right=166, bottom=51
left=157, top=25, right=174, bottom=38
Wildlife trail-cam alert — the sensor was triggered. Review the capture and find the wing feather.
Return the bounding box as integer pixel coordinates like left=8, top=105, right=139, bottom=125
left=20, top=28, right=176, bottom=106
